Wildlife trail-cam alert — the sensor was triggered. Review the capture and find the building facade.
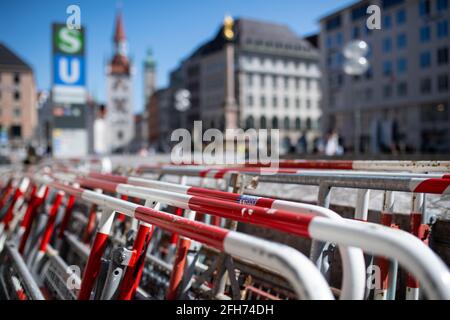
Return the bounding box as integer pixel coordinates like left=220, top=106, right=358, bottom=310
left=106, top=12, right=134, bottom=152
left=154, top=18, right=322, bottom=153
left=320, top=0, right=450, bottom=153
left=0, top=43, right=37, bottom=148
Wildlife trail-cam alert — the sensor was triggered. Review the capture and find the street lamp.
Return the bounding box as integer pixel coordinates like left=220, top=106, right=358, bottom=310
left=343, top=40, right=370, bottom=155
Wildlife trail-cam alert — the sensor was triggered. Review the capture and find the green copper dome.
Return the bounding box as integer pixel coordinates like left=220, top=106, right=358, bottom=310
left=144, top=48, right=156, bottom=69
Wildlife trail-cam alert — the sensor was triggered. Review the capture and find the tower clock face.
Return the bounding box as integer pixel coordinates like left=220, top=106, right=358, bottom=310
left=112, top=77, right=128, bottom=91
left=114, top=98, right=128, bottom=114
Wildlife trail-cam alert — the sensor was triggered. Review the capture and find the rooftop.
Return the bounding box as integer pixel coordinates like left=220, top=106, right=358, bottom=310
left=0, top=43, right=32, bottom=72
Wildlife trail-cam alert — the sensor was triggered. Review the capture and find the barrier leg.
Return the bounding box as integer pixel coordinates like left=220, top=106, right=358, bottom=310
left=405, top=193, right=424, bottom=300
left=117, top=200, right=159, bottom=300
left=83, top=204, right=98, bottom=244
left=78, top=208, right=115, bottom=300
left=31, top=191, right=64, bottom=272
left=166, top=210, right=196, bottom=300
left=355, top=189, right=372, bottom=299
left=374, top=191, right=395, bottom=300
left=309, top=183, right=331, bottom=279
left=55, top=195, right=76, bottom=249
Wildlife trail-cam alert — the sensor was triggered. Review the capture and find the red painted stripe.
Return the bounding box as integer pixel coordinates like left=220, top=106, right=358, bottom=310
left=19, top=187, right=49, bottom=254
left=39, top=192, right=64, bottom=252
left=375, top=212, right=394, bottom=290
left=117, top=223, right=153, bottom=300
left=48, top=181, right=83, bottom=198
left=244, top=160, right=354, bottom=170
left=199, top=169, right=211, bottom=177
left=187, top=187, right=241, bottom=202
left=83, top=204, right=98, bottom=244
left=88, top=172, right=128, bottom=184
left=187, top=196, right=313, bottom=238
left=255, top=197, right=276, bottom=208
left=413, top=179, right=450, bottom=194
left=170, top=207, right=184, bottom=244
left=134, top=206, right=228, bottom=250
left=2, top=188, right=24, bottom=229
left=166, top=237, right=191, bottom=300
left=57, top=195, right=76, bottom=239
left=78, top=232, right=110, bottom=300
left=77, top=177, right=119, bottom=193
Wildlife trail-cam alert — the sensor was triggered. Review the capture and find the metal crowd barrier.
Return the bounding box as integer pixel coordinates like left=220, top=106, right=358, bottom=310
left=1, top=160, right=450, bottom=301
left=132, top=164, right=450, bottom=300
left=3, top=172, right=334, bottom=300
left=51, top=169, right=450, bottom=300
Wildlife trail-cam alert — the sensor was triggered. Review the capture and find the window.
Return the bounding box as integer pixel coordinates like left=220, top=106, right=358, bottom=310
left=384, top=61, right=393, bottom=76
left=272, top=75, right=277, bottom=89
left=437, top=20, right=449, bottom=38
left=397, top=58, right=407, bottom=74
left=14, top=91, right=20, bottom=100
left=284, top=77, right=289, bottom=89
left=272, top=117, right=279, bottom=129
left=260, top=96, right=266, bottom=108
left=336, top=33, right=344, bottom=46
left=13, top=107, right=21, bottom=118
left=295, top=98, right=300, bottom=109
left=306, top=118, right=312, bottom=130
left=383, top=85, right=393, bottom=98
left=420, top=78, right=432, bottom=94
left=306, top=99, right=312, bottom=109
left=10, top=125, right=21, bottom=138
left=398, top=82, right=408, bottom=96
left=437, top=47, right=449, bottom=65
left=295, top=78, right=300, bottom=89
left=13, top=73, right=20, bottom=84
left=260, top=75, right=266, bottom=87
left=383, top=37, right=392, bottom=52
left=117, top=131, right=123, bottom=140
left=397, top=34, right=407, bottom=49
left=247, top=74, right=253, bottom=87
left=419, top=0, right=431, bottom=16
left=420, top=25, right=431, bottom=42
left=352, top=26, right=360, bottom=39
left=438, top=74, right=449, bottom=92
left=420, top=51, right=432, bottom=68
left=437, top=0, right=448, bottom=11
left=306, top=79, right=311, bottom=90
left=284, top=97, right=289, bottom=109
left=421, top=103, right=449, bottom=122
left=365, top=88, right=373, bottom=100
left=272, top=96, right=278, bottom=108
left=396, top=9, right=406, bottom=25
left=384, top=15, right=392, bottom=29
left=260, top=116, right=267, bottom=129
left=284, top=117, right=290, bottom=129
left=295, top=118, right=301, bottom=130
left=245, top=116, right=255, bottom=129
left=247, top=95, right=253, bottom=107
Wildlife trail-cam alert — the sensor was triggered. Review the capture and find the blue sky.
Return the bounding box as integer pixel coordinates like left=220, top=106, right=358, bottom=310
left=0, top=0, right=354, bottom=113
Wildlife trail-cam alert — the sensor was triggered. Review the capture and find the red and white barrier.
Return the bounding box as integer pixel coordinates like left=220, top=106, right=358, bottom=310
left=50, top=171, right=450, bottom=300
left=31, top=174, right=335, bottom=300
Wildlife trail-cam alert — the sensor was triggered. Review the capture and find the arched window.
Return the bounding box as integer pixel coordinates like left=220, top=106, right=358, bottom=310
left=306, top=117, right=312, bottom=130
left=245, top=116, right=255, bottom=129
left=272, top=116, right=279, bottom=129
left=260, top=116, right=267, bottom=129
left=295, top=117, right=301, bottom=129
left=284, top=116, right=290, bottom=129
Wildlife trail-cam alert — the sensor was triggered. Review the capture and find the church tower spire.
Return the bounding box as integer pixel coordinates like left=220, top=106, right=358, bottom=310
left=110, top=11, right=130, bottom=74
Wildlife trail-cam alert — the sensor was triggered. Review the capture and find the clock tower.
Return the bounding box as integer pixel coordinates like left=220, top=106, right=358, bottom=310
left=106, top=11, right=134, bottom=152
